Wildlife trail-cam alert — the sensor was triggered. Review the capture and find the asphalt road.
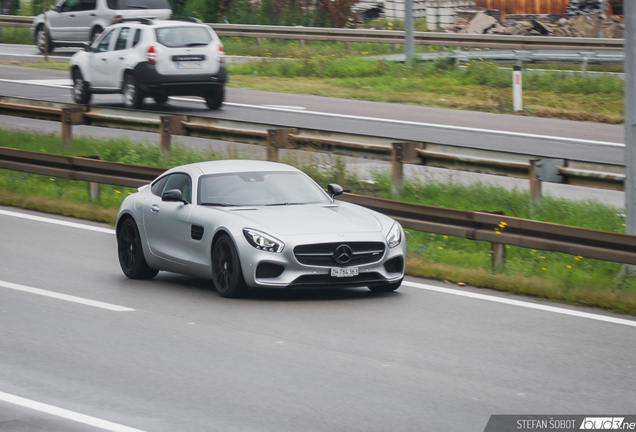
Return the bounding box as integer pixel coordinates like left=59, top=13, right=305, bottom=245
left=1, top=206, right=635, bottom=432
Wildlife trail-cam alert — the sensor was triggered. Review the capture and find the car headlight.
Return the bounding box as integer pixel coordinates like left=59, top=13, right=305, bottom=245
left=387, top=223, right=402, bottom=249
left=243, top=228, right=284, bottom=253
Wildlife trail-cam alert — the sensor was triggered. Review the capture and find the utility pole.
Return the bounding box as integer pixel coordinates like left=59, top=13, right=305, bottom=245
left=42, top=0, right=48, bottom=61
left=624, top=0, right=635, bottom=273
left=404, top=0, right=414, bottom=65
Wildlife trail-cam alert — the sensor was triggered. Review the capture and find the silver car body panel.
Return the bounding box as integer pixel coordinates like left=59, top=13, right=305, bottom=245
left=117, top=160, right=406, bottom=289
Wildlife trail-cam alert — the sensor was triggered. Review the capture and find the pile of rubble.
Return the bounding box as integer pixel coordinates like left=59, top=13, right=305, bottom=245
left=445, top=10, right=624, bottom=38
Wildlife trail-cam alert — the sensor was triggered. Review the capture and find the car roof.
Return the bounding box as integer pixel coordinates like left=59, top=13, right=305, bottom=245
left=166, top=160, right=302, bottom=177
left=111, top=18, right=207, bottom=29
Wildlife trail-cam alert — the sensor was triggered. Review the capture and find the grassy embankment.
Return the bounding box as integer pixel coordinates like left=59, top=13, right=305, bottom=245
left=0, top=27, right=625, bottom=123
left=1, top=128, right=634, bottom=314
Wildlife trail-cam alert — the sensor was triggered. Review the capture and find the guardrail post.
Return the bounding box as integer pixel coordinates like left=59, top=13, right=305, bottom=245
left=491, top=242, right=505, bottom=272
left=159, top=115, right=187, bottom=161
left=266, top=128, right=298, bottom=162
left=299, top=39, right=305, bottom=49
left=391, top=142, right=421, bottom=197
left=345, top=42, right=350, bottom=53
left=529, top=159, right=542, bottom=208
left=61, top=107, right=85, bottom=146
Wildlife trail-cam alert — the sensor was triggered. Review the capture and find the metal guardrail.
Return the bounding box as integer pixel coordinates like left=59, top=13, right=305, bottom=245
left=0, top=14, right=625, bottom=50
left=0, top=95, right=626, bottom=202
left=1, top=144, right=635, bottom=266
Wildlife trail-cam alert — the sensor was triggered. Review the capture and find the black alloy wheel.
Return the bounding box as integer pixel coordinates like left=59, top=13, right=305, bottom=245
left=212, top=234, right=247, bottom=298
left=205, top=86, right=224, bottom=110
left=117, top=218, right=158, bottom=279
left=72, top=69, right=91, bottom=105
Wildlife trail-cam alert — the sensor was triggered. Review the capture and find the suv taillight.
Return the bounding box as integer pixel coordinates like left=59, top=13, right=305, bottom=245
left=219, top=45, right=225, bottom=64
left=147, top=46, right=156, bottom=65
left=111, top=14, right=122, bottom=24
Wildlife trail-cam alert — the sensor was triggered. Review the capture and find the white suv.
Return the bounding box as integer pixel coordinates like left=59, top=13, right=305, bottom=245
left=31, top=0, right=172, bottom=53
left=69, top=18, right=227, bottom=110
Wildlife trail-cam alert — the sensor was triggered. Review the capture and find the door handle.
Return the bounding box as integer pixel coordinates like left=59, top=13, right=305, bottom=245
left=150, top=204, right=160, bottom=213
left=119, top=57, right=124, bottom=60
left=69, top=14, right=75, bottom=17
left=101, top=58, right=107, bottom=61
left=90, top=13, right=96, bottom=16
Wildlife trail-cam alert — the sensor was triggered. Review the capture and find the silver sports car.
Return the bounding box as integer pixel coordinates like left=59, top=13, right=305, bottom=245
left=116, top=160, right=406, bottom=297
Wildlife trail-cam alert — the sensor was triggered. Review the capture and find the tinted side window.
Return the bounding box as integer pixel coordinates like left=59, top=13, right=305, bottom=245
left=151, top=176, right=169, bottom=196
left=79, top=0, right=96, bottom=10
left=60, top=0, right=81, bottom=12
left=97, top=29, right=115, bottom=52
left=132, top=28, right=142, bottom=47
left=115, top=27, right=130, bottom=50
left=162, top=173, right=192, bottom=204
left=106, top=0, right=118, bottom=9
left=118, top=0, right=169, bottom=9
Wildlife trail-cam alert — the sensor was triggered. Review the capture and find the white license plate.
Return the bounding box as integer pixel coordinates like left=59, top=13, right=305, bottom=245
left=175, top=61, right=202, bottom=69
left=331, top=267, right=359, bottom=277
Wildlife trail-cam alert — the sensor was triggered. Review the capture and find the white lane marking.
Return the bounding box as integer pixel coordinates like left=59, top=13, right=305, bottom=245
left=0, top=390, right=146, bottom=432
left=403, top=280, right=636, bottom=328
left=0, top=77, right=71, bottom=88
left=0, top=280, right=135, bottom=312
left=0, top=52, right=71, bottom=60
left=0, top=78, right=622, bottom=147
left=261, top=105, right=307, bottom=110
left=0, top=209, right=115, bottom=234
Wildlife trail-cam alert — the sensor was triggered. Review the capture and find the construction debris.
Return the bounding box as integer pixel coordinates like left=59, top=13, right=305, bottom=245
left=445, top=11, right=623, bottom=38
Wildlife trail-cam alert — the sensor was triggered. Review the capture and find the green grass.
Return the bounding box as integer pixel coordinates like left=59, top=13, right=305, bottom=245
left=1, top=127, right=635, bottom=314
left=0, top=27, right=33, bottom=45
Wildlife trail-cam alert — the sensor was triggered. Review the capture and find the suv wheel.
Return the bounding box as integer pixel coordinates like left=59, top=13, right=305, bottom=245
left=205, top=86, right=224, bottom=110
left=91, top=27, right=103, bottom=44
left=153, top=94, right=168, bottom=104
left=123, top=74, right=144, bottom=109
left=72, top=69, right=92, bottom=105
left=36, top=26, right=53, bottom=54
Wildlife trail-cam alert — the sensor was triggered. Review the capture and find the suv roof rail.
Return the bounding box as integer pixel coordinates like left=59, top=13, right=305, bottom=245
left=168, top=17, right=203, bottom=24
left=115, top=17, right=154, bottom=25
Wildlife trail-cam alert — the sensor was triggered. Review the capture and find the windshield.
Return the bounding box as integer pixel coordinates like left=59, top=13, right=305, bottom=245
left=199, top=171, right=331, bottom=206
left=155, top=26, right=212, bottom=48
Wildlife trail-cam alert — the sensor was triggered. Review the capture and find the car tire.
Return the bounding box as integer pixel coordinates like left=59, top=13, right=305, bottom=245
left=368, top=279, right=402, bottom=293
left=205, top=86, right=224, bottom=110
left=35, top=26, right=53, bottom=54
left=117, top=218, right=159, bottom=280
left=153, top=94, right=168, bottom=104
left=72, top=68, right=92, bottom=105
left=123, top=74, right=144, bottom=109
left=90, top=27, right=103, bottom=44
left=212, top=234, right=247, bottom=298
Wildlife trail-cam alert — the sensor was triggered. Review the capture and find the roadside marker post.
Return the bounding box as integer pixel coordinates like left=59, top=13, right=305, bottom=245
left=513, top=65, right=522, bottom=112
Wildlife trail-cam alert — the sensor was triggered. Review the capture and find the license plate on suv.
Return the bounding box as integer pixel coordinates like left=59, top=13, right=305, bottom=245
left=331, top=268, right=359, bottom=277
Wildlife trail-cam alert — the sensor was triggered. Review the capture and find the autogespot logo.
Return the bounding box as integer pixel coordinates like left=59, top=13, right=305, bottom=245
left=334, top=244, right=352, bottom=264
left=580, top=417, right=632, bottom=429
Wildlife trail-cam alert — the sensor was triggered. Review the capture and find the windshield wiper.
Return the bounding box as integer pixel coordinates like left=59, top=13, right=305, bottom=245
left=201, top=203, right=239, bottom=207
left=264, top=202, right=306, bottom=206
left=186, top=42, right=208, bottom=47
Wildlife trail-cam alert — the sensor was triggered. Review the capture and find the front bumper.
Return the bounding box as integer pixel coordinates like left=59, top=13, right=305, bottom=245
left=134, top=63, right=227, bottom=96
left=236, top=232, right=406, bottom=290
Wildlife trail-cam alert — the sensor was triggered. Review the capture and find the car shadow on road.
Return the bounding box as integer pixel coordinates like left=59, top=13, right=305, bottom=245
left=152, top=273, right=402, bottom=303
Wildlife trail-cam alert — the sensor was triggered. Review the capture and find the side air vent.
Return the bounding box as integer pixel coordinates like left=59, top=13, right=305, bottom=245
left=191, top=225, right=204, bottom=241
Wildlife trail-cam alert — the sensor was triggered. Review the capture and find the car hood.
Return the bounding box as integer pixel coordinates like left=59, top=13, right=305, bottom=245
left=219, top=202, right=383, bottom=236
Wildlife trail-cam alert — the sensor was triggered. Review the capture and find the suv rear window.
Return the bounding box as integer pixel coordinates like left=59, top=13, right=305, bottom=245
left=106, top=0, right=169, bottom=9
left=155, top=27, right=212, bottom=48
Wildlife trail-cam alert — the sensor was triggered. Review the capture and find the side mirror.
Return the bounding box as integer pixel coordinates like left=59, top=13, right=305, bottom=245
left=82, top=42, right=91, bottom=52
left=327, top=183, right=343, bottom=199
left=53, top=5, right=60, bottom=12
left=162, top=189, right=186, bottom=203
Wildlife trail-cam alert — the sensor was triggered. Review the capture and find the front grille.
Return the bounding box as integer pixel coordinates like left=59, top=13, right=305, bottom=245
left=294, top=242, right=385, bottom=267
